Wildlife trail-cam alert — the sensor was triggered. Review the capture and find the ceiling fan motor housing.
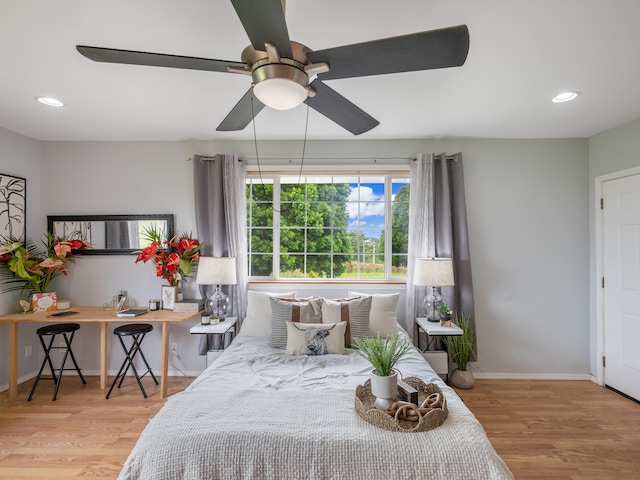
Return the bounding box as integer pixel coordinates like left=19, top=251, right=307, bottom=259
left=241, top=42, right=315, bottom=110
left=251, top=61, right=310, bottom=110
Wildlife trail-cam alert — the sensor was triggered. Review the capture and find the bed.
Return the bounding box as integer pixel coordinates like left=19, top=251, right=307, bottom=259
left=118, top=293, right=513, bottom=480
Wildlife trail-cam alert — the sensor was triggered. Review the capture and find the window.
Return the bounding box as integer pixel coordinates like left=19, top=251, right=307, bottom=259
left=246, top=174, right=409, bottom=280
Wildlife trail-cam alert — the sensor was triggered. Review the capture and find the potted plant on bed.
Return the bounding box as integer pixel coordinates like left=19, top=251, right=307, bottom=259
left=444, top=312, right=475, bottom=389
left=353, top=332, right=411, bottom=410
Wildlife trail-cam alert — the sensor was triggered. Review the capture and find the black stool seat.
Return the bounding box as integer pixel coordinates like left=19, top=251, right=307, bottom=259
left=106, top=323, right=158, bottom=399
left=37, top=323, right=81, bottom=335
left=114, top=323, right=153, bottom=336
left=29, top=322, right=86, bottom=401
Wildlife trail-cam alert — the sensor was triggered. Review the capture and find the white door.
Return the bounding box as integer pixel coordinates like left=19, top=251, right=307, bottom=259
left=603, top=174, right=640, bottom=401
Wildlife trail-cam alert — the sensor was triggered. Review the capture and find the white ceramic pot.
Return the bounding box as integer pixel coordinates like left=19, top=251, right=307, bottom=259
left=370, top=369, right=398, bottom=410
left=451, top=368, right=475, bottom=389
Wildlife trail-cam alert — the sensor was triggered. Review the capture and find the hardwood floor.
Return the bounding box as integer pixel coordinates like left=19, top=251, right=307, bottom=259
left=454, top=380, right=640, bottom=480
left=0, top=375, right=194, bottom=480
left=1, top=378, right=639, bottom=479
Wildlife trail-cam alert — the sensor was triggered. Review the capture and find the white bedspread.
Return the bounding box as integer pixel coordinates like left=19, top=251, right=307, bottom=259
left=119, top=335, right=513, bottom=480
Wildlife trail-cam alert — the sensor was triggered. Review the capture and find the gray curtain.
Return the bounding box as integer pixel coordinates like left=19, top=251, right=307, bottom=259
left=193, top=154, right=248, bottom=354
left=407, top=153, right=476, bottom=359
left=105, top=221, right=131, bottom=249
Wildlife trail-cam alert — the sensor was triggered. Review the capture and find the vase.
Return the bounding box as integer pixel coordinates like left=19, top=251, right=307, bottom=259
left=370, top=369, right=398, bottom=410
left=450, top=368, right=475, bottom=389
left=174, top=282, right=184, bottom=301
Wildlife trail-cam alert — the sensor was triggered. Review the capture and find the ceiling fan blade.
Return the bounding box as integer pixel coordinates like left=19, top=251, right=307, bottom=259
left=306, top=80, right=379, bottom=135
left=216, top=89, right=266, bottom=131
left=76, top=45, right=246, bottom=72
left=307, top=25, right=469, bottom=80
left=231, top=0, right=292, bottom=58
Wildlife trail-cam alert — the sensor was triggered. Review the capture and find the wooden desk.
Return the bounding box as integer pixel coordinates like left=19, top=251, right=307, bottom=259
left=0, top=307, right=197, bottom=400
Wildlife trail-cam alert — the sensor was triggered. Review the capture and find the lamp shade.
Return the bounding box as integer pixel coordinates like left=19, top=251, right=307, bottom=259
left=195, top=257, right=237, bottom=285
left=413, top=258, right=455, bottom=287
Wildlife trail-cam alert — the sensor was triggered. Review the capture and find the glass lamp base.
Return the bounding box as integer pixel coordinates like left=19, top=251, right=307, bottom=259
left=206, top=286, right=230, bottom=319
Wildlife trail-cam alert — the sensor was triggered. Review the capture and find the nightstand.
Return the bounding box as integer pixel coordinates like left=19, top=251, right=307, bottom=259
left=190, top=317, right=238, bottom=366
left=416, top=317, right=463, bottom=382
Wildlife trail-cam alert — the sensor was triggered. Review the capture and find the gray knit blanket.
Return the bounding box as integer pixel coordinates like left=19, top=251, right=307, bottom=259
left=118, top=335, right=513, bottom=479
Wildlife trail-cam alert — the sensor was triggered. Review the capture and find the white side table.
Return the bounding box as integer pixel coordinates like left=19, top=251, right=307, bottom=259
left=416, top=317, right=463, bottom=382
left=190, top=317, right=238, bottom=366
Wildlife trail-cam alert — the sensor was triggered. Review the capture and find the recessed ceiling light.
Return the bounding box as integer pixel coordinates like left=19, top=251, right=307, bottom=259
left=36, top=96, right=64, bottom=107
left=551, top=91, right=580, bottom=103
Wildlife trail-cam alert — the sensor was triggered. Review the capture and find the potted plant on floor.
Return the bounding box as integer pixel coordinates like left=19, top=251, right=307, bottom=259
left=353, top=332, right=412, bottom=410
left=444, top=312, right=475, bottom=389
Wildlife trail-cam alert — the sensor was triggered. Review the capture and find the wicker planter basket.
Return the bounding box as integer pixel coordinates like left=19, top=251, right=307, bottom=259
left=355, top=376, right=448, bottom=432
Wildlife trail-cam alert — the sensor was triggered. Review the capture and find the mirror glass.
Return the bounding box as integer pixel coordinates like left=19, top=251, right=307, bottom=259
left=47, top=214, right=174, bottom=255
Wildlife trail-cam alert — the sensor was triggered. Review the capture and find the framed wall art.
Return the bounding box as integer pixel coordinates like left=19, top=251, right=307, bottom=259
left=0, top=173, right=26, bottom=242
left=161, top=285, right=178, bottom=310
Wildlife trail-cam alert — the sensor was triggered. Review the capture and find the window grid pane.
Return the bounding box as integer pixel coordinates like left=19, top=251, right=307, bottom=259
left=246, top=175, right=409, bottom=280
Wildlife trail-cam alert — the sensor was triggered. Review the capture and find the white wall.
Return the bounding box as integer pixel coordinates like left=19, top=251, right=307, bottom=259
left=1, top=133, right=592, bottom=389
left=589, top=117, right=640, bottom=374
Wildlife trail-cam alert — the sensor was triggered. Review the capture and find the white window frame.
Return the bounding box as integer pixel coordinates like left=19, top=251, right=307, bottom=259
left=246, top=164, right=410, bottom=282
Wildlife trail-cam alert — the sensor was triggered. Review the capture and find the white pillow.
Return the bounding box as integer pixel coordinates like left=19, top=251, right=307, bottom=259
left=285, top=321, right=347, bottom=355
left=238, top=290, right=296, bottom=337
left=348, top=291, right=399, bottom=337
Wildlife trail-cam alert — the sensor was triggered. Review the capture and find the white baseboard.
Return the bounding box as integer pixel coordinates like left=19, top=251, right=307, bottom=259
left=473, top=372, right=592, bottom=381
left=1, top=370, right=597, bottom=394
left=0, top=371, right=38, bottom=393
left=0, top=369, right=200, bottom=393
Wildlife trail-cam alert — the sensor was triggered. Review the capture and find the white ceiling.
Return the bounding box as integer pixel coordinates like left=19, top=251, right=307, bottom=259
left=1, top=0, right=640, bottom=142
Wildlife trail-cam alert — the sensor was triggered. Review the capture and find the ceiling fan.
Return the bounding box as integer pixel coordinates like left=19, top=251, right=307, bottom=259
left=76, top=0, right=469, bottom=136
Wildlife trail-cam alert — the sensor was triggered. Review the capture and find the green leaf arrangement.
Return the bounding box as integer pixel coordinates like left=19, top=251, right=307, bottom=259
left=353, top=332, right=412, bottom=377
left=444, top=312, right=475, bottom=371
left=1, top=233, right=90, bottom=295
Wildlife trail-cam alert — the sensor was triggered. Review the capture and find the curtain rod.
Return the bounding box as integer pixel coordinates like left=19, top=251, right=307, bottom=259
left=185, top=154, right=458, bottom=162
left=186, top=156, right=413, bottom=162
left=185, top=155, right=458, bottom=163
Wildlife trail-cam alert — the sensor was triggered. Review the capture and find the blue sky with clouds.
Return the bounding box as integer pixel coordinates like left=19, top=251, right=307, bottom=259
left=347, top=180, right=407, bottom=240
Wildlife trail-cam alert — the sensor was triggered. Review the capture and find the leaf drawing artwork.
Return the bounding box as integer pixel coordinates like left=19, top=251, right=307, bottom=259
left=0, top=173, right=26, bottom=242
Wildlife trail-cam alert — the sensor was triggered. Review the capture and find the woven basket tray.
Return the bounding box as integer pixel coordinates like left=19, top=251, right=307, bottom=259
left=354, top=376, right=448, bottom=432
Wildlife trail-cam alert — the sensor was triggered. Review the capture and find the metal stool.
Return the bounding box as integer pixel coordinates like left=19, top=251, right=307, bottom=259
left=106, top=323, right=158, bottom=399
left=29, top=323, right=86, bottom=401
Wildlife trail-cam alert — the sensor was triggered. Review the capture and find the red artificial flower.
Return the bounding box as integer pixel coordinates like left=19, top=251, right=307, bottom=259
left=135, top=242, right=159, bottom=263
left=68, top=239, right=90, bottom=250
left=181, top=238, right=200, bottom=252
left=53, top=242, right=72, bottom=257
left=166, top=252, right=181, bottom=266
left=134, top=228, right=204, bottom=286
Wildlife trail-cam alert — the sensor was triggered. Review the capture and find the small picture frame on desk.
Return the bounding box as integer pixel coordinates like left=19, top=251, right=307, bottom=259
left=33, top=292, right=57, bottom=312
left=161, top=285, right=177, bottom=310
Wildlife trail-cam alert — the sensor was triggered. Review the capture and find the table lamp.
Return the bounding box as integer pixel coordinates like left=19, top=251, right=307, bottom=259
left=414, top=258, right=455, bottom=322
left=195, top=257, right=237, bottom=320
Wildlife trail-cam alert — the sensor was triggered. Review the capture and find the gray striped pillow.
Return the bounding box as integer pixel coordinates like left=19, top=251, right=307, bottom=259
left=270, top=297, right=323, bottom=348
left=321, top=296, right=372, bottom=348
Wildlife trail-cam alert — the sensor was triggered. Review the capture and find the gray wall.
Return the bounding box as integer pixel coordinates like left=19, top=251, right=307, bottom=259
left=0, top=130, right=593, bottom=390
left=0, top=128, right=43, bottom=383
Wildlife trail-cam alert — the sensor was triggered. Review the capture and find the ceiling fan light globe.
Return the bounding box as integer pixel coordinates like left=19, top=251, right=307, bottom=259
left=252, top=63, right=309, bottom=110
left=254, top=78, right=307, bottom=110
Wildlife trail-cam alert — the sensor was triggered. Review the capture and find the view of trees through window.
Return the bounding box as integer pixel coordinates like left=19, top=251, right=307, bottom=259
left=247, top=175, right=409, bottom=280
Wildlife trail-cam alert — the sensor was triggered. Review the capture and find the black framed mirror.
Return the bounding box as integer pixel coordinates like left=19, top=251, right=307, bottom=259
left=47, top=214, right=174, bottom=255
